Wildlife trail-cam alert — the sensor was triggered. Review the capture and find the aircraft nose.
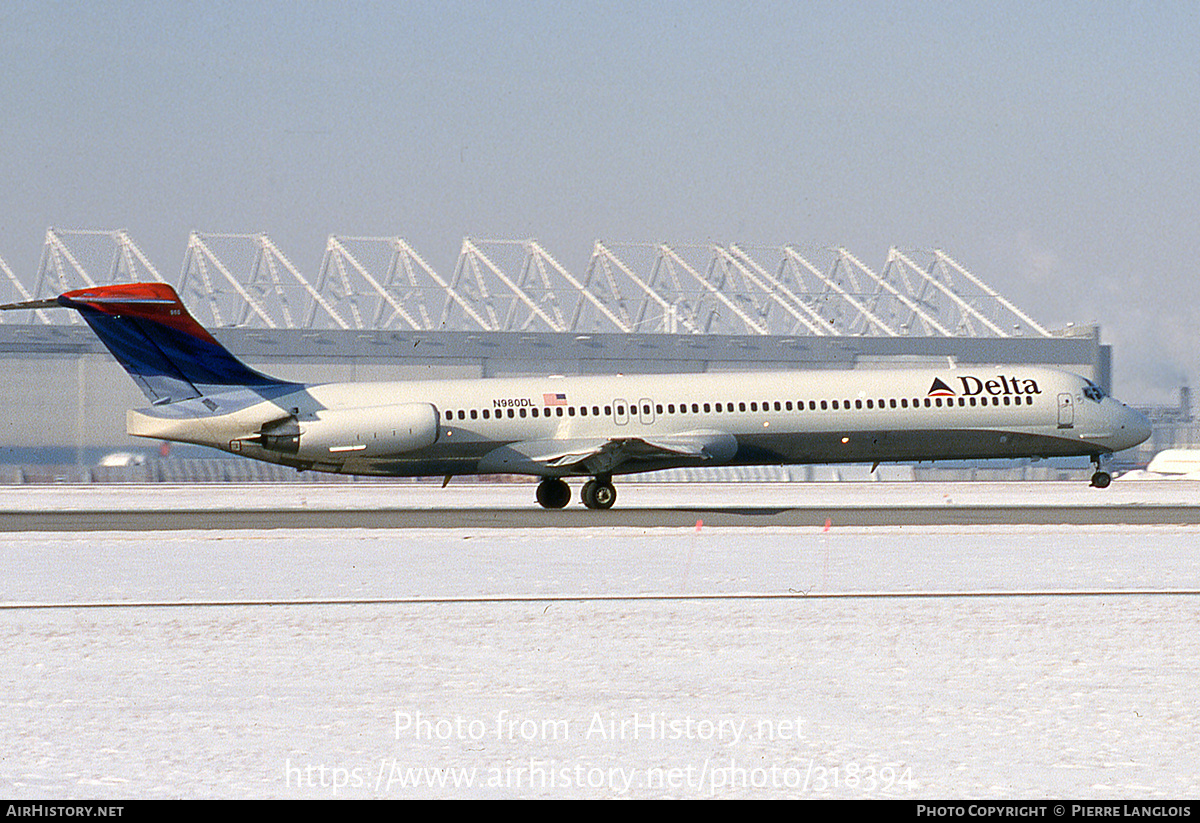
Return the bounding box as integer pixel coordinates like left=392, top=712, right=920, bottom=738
left=1117, top=405, right=1153, bottom=451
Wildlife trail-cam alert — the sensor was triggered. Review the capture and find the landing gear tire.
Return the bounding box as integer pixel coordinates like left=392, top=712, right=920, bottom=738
left=581, top=478, right=617, bottom=510
left=536, top=477, right=571, bottom=509
left=1089, top=454, right=1112, bottom=489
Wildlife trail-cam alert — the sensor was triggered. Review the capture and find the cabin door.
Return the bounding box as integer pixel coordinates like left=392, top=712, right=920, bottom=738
left=614, top=398, right=629, bottom=426
left=638, top=398, right=655, bottom=425
left=1057, top=393, right=1074, bottom=429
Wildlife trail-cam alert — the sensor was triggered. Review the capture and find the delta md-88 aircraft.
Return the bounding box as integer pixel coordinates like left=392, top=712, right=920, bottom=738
left=3, top=283, right=1152, bottom=509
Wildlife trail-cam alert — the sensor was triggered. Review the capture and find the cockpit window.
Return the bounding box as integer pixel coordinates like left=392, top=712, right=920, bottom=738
left=1082, top=381, right=1106, bottom=403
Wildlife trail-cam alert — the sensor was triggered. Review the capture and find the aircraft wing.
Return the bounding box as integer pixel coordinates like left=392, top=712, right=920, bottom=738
left=479, top=431, right=738, bottom=476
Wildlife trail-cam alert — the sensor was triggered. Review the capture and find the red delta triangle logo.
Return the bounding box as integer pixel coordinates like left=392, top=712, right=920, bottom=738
left=927, top=378, right=956, bottom=397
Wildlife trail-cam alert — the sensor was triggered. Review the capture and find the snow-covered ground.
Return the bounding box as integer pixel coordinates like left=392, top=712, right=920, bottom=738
left=2, top=482, right=1199, bottom=798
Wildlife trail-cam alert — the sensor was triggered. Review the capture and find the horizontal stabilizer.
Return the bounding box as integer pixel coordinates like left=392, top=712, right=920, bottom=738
left=0, top=298, right=60, bottom=311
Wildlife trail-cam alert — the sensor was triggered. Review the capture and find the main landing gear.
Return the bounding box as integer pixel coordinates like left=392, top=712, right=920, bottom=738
left=581, top=477, right=617, bottom=510
left=535, top=477, right=571, bottom=509
left=535, top=476, right=617, bottom=510
left=1089, top=454, right=1112, bottom=489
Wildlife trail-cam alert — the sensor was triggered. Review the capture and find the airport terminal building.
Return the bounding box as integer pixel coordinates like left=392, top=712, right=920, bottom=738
left=0, top=230, right=1144, bottom=481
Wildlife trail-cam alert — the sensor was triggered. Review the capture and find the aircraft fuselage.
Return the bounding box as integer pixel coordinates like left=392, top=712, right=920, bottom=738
left=127, top=365, right=1151, bottom=479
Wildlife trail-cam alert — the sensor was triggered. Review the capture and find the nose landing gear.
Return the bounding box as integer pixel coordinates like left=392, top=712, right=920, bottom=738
left=1089, top=454, right=1112, bottom=489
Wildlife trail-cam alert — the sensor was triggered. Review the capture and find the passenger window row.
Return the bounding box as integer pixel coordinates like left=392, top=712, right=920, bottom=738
left=442, top=394, right=1034, bottom=422
left=445, top=405, right=609, bottom=421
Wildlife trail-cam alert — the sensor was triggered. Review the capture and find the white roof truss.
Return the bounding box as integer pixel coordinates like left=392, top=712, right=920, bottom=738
left=30, top=229, right=166, bottom=325
left=835, top=247, right=953, bottom=336
left=722, top=245, right=833, bottom=336
left=7, top=229, right=1050, bottom=338
left=584, top=242, right=694, bottom=334
left=776, top=245, right=897, bottom=336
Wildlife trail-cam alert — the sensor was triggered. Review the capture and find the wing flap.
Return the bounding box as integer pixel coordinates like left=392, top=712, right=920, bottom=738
left=480, top=432, right=737, bottom=476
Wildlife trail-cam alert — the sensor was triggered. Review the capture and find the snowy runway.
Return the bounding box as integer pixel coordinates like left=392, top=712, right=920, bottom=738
left=2, top=483, right=1199, bottom=798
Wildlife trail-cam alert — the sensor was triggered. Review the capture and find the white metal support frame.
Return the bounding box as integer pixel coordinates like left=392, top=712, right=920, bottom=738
left=886, top=247, right=1008, bottom=337
left=526, top=240, right=633, bottom=334
left=249, top=235, right=301, bottom=329
left=317, top=236, right=497, bottom=332
left=0, top=252, right=50, bottom=324
left=934, top=249, right=1051, bottom=337
left=320, top=236, right=419, bottom=330
left=112, top=230, right=167, bottom=285
left=498, top=240, right=569, bottom=331
left=388, top=237, right=496, bottom=332
left=469, top=240, right=634, bottom=334
left=37, top=229, right=98, bottom=297
left=584, top=242, right=694, bottom=334
left=9, top=227, right=1050, bottom=340
left=720, top=245, right=832, bottom=336
left=777, top=245, right=898, bottom=336
left=456, top=238, right=565, bottom=332
left=182, top=233, right=351, bottom=330
left=180, top=234, right=278, bottom=328
left=30, top=229, right=167, bottom=325
left=836, top=247, right=953, bottom=336
left=654, top=243, right=767, bottom=335
left=702, top=246, right=780, bottom=333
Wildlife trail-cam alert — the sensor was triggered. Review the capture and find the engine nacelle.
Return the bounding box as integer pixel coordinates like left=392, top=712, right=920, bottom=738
left=257, top=403, right=439, bottom=460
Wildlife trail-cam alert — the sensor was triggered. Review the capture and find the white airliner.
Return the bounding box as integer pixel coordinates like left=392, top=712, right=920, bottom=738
left=2, top=283, right=1152, bottom=508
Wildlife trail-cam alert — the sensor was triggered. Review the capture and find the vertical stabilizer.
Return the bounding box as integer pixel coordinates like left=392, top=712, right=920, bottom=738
left=56, top=283, right=289, bottom=403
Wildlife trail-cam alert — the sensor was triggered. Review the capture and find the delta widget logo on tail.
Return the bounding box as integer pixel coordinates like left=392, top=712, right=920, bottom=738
left=927, top=375, right=1043, bottom=397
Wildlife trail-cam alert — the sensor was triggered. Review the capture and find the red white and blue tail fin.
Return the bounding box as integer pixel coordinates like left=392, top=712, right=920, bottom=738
left=3, top=283, right=290, bottom=403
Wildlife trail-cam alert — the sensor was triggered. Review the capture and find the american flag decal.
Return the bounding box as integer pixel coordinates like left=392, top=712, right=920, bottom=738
left=543, top=392, right=568, bottom=406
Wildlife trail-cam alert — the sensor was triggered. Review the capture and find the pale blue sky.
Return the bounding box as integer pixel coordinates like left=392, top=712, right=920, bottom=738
left=1, top=1, right=1197, bottom=401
